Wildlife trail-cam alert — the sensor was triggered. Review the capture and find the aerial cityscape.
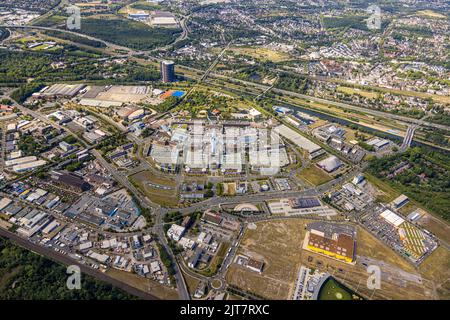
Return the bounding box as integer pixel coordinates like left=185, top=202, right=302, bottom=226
left=0, top=0, right=449, bottom=306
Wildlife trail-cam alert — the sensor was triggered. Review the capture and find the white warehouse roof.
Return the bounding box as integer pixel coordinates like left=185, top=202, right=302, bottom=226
left=380, top=209, right=405, bottom=227
left=275, top=125, right=321, bottom=153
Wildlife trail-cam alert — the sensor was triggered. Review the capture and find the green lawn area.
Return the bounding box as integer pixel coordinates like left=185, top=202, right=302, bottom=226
left=318, top=277, right=354, bottom=300
left=299, top=164, right=333, bottom=186
left=129, top=171, right=179, bottom=208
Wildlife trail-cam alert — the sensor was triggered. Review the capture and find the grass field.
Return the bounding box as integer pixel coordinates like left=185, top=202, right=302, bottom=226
left=318, top=277, right=354, bottom=300
left=183, top=272, right=201, bottom=296
left=228, top=46, right=292, bottom=62
left=299, top=164, right=333, bottom=186
left=418, top=247, right=450, bottom=299
left=337, top=86, right=379, bottom=100
left=418, top=213, right=450, bottom=245
left=129, top=171, right=178, bottom=207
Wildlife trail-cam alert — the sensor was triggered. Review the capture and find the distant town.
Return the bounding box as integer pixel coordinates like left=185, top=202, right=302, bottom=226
left=0, top=0, right=448, bottom=303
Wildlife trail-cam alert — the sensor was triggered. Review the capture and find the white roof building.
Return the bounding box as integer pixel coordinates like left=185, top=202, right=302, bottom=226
left=5, top=156, right=38, bottom=167
left=380, top=209, right=405, bottom=228
left=13, top=160, right=47, bottom=173
left=86, top=250, right=110, bottom=263
left=150, top=261, right=161, bottom=273
left=79, top=241, right=93, bottom=251
left=178, top=237, right=196, bottom=250
left=317, top=156, right=343, bottom=173
left=149, top=144, right=179, bottom=166
left=167, top=224, right=186, bottom=242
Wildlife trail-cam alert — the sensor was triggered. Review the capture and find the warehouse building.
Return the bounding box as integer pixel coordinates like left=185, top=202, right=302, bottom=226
left=392, top=194, right=409, bottom=209
left=289, top=197, right=321, bottom=209
left=149, top=143, right=180, bottom=173
left=5, top=156, right=38, bottom=167
left=0, top=197, right=12, bottom=211
left=50, top=171, right=91, bottom=192
left=366, top=138, right=390, bottom=151
left=275, top=125, right=322, bottom=156
left=305, top=222, right=356, bottom=264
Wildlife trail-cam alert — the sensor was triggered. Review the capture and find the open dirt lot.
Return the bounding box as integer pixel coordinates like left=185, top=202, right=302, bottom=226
left=226, top=219, right=310, bottom=299
left=226, top=219, right=447, bottom=300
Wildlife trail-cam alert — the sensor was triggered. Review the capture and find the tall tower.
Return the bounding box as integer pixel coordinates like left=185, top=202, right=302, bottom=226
left=160, top=60, right=175, bottom=83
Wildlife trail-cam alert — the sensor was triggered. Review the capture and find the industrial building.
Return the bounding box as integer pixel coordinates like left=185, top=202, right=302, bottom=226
left=379, top=209, right=405, bottom=228
left=304, top=222, right=356, bottom=264
left=152, top=11, right=178, bottom=27
left=33, top=84, right=86, bottom=99
left=275, top=125, right=322, bottom=156
left=5, top=156, right=38, bottom=167
left=128, top=11, right=150, bottom=21
left=366, top=138, right=390, bottom=151
left=50, top=170, right=92, bottom=192
left=0, top=197, right=12, bottom=211
left=149, top=143, right=180, bottom=172
left=392, top=194, right=409, bottom=209
left=289, top=198, right=321, bottom=209
left=13, top=160, right=47, bottom=173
